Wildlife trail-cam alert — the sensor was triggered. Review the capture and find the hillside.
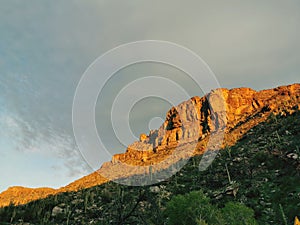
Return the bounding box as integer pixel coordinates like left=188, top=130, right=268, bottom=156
left=0, top=84, right=299, bottom=208
left=0, top=107, right=299, bottom=224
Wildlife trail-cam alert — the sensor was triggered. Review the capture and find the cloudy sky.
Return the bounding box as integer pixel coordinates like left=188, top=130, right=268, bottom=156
left=0, top=0, right=299, bottom=192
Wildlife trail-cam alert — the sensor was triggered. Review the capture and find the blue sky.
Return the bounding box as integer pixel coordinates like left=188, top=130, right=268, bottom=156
left=0, top=0, right=299, bottom=192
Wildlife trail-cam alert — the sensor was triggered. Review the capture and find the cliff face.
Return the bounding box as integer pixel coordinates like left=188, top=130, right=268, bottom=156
left=106, top=85, right=298, bottom=161
left=121, top=85, right=299, bottom=157
left=98, top=84, right=300, bottom=182
left=0, top=83, right=299, bottom=207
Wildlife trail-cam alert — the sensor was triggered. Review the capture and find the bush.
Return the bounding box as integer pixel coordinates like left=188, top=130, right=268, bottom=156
left=165, top=190, right=223, bottom=225
left=221, top=202, right=257, bottom=225
left=165, top=191, right=257, bottom=225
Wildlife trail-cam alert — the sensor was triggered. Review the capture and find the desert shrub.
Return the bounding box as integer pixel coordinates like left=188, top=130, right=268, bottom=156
left=165, top=191, right=257, bottom=225
left=221, top=202, right=257, bottom=225
left=165, top=190, right=224, bottom=225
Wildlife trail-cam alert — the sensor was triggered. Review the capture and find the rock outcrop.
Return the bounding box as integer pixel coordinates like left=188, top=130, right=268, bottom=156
left=0, top=186, right=56, bottom=207
left=106, top=84, right=300, bottom=163
left=98, top=84, right=300, bottom=183
left=0, top=83, right=299, bottom=206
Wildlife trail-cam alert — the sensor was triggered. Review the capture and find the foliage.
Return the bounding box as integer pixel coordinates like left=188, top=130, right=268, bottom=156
left=165, top=190, right=223, bottom=225
left=165, top=191, right=256, bottom=225
left=221, top=202, right=257, bottom=225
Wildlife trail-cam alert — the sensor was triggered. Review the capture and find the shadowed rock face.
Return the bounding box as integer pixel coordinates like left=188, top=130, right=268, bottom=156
left=0, top=83, right=299, bottom=207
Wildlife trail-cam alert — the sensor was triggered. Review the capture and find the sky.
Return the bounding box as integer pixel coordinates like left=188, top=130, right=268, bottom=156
left=0, top=0, right=299, bottom=192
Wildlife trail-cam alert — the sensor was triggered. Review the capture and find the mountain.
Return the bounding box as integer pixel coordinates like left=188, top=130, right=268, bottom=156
left=0, top=83, right=299, bottom=208
left=0, top=95, right=299, bottom=224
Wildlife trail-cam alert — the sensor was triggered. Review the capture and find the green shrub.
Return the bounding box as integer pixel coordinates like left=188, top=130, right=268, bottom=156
left=165, top=191, right=257, bottom=225
left=165, top=190, right=223, bottom=225
left=221, top=202, right=257, bottom=225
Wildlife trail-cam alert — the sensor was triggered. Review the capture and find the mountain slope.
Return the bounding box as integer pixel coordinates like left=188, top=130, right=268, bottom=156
left=0, top=109, right=299, bottom=224
left=0, top=83, right=299, bottom=208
